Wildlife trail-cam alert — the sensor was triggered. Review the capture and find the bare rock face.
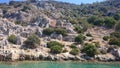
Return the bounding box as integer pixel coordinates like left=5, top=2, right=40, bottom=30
left=36, top=27, right=43, bottom=37
left=31, top=16, right=50, bottom=28
left=0, top=39, right=9, bottom=47
left=63, top=35, right=75, bottom=42
left=16, top=35, right=22, bottom=45
left=95, top=54, right=115, bottom=61
left=112, top=48, right=120, bottom=60
left=0, top=19, right=15, bottom=35
left=56, top=20, right=64, bottom=27
left=57, top=34, right=63, bottom=40
left=61, top=53, right=75, bottom=60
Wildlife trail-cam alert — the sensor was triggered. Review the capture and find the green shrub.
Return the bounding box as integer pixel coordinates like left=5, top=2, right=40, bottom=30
left=87, top=16, right=97, bottom=24
left=74, top=25, right=84, bottom=33
left=43, top=28, right=54, bottom=36
left=103, top=36, right=110, bottom=41
left=94, top=18, right=104, bottom=26
left=47, top=41, right=63, bottom=48
left=104, top=17, right=117, bottom=28
left=82, top=43, right=99, bottom=57
left=110, top=32, right=120, bottom=38
left=70, top=48, right=80, bottom=55
left=21, top=6, right=30, bottom=12
left=55, top=28, right=67, bottom=36
left=3, top=9, right=7, bottom=14
left=8, top=34, right=17, bottom=44
left=109, top=38, right=120, bottom=46
left=75, top=34, right=85, bottom=44
left=24, top=34, right=40, bottom=48
left=50, top=45, right=63, bottom=54
left=70, top=44, right=77, bottom=49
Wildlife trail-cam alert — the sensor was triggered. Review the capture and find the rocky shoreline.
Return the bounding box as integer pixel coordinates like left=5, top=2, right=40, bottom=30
left=0, top=47, right=120, bottom=62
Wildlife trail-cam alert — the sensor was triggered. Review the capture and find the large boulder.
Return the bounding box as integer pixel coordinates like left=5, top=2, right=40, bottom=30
left=112, top=48, right=120, bottom=60
left=61, top=53, right=75, bottom=60
left=56, top=20, right=64, bottom=27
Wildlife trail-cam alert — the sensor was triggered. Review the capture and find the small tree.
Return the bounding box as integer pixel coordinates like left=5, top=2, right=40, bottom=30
left=47, top=41, right=63, bottom=54
left=50, top=45, right=63, bottom=54
left=75, top=34, right=85, bottom=44
left=104, top=17, right=116, bottom=28
left=24, top=34, right=40, bottom=48
left=43, top=28, right=54, bottom=36
left=94, top=18, right=104, bottom=26
left=82, top=43, right=99, bottom=57
left=47, top=41, right=63, bottom=48
left=55, top=28, right=67, bottom=36
left=8, top=34, right=17, bottom=44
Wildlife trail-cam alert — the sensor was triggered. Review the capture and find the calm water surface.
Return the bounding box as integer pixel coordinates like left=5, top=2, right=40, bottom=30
left=0, top=61, right=120, bottom=68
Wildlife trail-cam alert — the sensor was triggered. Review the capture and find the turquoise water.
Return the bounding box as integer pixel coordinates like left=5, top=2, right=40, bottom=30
left=0, top=61, right=120, bottom=68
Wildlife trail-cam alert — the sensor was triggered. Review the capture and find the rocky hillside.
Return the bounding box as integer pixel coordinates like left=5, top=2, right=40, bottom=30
left=0, top=0, right=120, bottom=61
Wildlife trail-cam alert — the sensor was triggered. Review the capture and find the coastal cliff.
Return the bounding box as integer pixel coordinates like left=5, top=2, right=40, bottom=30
left=0, top=0, right=120, bottom=62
